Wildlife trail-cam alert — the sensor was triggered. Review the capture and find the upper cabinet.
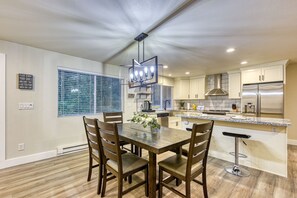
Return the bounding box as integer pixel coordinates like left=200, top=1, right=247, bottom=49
left=174, top=79, right=190, bottom=100
left=228, top=71, right=241, bottom=99
left=190, top=77, right=205, bottom=99
left=241, top=60, right=289, bottom=84
left=173, top=76, right=205, bottom=100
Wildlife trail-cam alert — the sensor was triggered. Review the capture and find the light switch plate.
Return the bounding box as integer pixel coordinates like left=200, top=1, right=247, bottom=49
left=18, top=102, right=34, bottom=110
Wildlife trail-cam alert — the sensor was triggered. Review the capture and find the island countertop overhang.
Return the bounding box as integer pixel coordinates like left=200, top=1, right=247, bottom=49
left=175, top=113, right=291, bottom=127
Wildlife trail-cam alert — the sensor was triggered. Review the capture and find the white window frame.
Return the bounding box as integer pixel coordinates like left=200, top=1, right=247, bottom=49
left=152, top=85, right=173, bottom=110
left=58, top=67, right=124, bottom=117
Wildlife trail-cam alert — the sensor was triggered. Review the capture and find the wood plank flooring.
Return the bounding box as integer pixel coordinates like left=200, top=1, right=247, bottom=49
left=0, top=145, right=296, bottom=198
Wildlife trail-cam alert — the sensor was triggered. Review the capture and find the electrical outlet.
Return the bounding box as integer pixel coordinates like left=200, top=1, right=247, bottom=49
left=18, top=143, right=25, bottom=151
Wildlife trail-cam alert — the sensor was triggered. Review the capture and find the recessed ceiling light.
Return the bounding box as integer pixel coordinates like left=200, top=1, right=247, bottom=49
left=163, top=65, right=168, bottom=69
left=226, top=48, right=235, bottom=53
left=168, top=74, right=172, bottom=77
left=241, top=61, right=248, bottom=65
left=185, top=72, right=190, bottom=75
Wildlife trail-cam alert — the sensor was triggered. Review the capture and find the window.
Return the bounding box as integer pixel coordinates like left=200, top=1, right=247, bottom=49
left=151, top=84, right=172, bottom=109
left=58, top=69, right=122, bottom=116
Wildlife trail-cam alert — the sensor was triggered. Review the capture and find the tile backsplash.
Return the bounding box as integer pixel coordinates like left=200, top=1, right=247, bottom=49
left=174, top=73, right=241, bottom=111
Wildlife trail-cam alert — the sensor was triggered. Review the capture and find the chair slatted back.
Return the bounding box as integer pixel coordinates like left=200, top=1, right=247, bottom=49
left=186, top=121, right=214, bottom=176
left=97, top=120, right=123, bottom=173
left=83, top=116, right=104, bottom=163
left=103, top=112, right=123, bottom=124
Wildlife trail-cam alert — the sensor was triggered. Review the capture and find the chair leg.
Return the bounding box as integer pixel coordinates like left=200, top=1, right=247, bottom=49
left=158, top=168, right=163, bottom=198
left=118, top=176, right=123, bottom=198
left=202, top=169, right=208, bottom=198
left=97, top=164, right=102, bottom=195
left=139, top=148, right=142, bottom=157
left=145, top=166, right=149, bottom=197
left=185, top=178, right=191, bottom=198
left=87, top=157, right=92, bottom=181
left=101, top=165, right=107, bottom=197
left=128, top=175, right=132, bottom=184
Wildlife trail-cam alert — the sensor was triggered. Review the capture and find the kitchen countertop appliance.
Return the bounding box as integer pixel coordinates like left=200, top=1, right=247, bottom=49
left=241, top=82, right=284, bottom=117
left=142, top=100, right=155, bottom=112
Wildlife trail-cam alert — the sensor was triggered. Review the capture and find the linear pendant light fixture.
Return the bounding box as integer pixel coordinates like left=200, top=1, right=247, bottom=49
left=128, top=33, right=158, bottom=88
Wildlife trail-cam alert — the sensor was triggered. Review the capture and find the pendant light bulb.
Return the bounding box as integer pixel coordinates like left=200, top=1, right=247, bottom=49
left=150, top=66, right=155, bottom=73
left=144, top=67, right=148, bottom=74
left=139, top=71, right=143, bottom=77
left=130, top=73, right=134, bottom=80
left=134, top=70, right=138, bottom=77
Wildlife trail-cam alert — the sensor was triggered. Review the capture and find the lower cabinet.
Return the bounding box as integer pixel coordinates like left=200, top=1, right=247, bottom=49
left=158, top=116, right=182, bottom=129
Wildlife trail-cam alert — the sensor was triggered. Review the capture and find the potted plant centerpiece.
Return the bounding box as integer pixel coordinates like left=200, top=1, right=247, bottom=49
left=129, top=113, right=161, bottom=133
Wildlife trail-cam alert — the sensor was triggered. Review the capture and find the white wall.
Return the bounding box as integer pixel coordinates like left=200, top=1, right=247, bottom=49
left=0, top=40, right=134, bottom=160
left=0, top=53, right=5, bottom=162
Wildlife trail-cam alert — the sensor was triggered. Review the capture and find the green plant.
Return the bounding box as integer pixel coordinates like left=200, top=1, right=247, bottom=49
left=180, top=101, right=185, bottom=108
left=129, top=113, right=161, bottom=129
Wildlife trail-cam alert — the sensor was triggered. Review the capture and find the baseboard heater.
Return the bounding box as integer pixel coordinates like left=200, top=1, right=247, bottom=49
left=56, top=143, right=88, bottom=155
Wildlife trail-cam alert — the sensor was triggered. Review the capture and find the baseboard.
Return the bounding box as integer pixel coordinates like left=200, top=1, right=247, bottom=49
left=288, top=139, right=297, bottom=146
left=0, top=150, right=57, bottom=169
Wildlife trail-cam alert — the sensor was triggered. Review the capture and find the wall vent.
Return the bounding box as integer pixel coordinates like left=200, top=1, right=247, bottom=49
left=56, top=143, right=88, bottom=155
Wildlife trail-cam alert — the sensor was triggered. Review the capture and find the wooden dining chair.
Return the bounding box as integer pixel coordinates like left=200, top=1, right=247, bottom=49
left=103, top=112, right=142, bottom=157
left=98, top=120, right=149, bottom=198
left=83, top=116, right=105, bottom=195
left=158, top=121, right=214, bottom=198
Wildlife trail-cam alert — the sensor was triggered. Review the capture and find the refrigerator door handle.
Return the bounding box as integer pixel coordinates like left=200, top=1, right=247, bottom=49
left=257, top=93, right=261, bottom=117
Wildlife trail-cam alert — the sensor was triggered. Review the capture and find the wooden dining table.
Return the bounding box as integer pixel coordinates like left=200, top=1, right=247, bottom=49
left=117, top=123, right=191, bottom=198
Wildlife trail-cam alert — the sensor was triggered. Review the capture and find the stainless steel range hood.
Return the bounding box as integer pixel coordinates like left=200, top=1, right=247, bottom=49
left=205, top=74, right=228, bottom=96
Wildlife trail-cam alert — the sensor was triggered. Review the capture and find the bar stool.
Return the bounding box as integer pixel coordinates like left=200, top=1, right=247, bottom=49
left=222, top=132, right=251, bottom=177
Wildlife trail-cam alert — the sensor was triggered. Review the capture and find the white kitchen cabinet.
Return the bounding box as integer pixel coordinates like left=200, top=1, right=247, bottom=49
left=167, top=116, right=182, bottom=129
left=174, top=76, right=205, bottom=100
left=241, top=65, right=284, bottom=84
left=228, top=71, right=241, bottom=99
left=190, top=77, right=205, bottom=99
left=262, top=65, right=284, bottom=82
left=173, top=79, right=190, bottom=99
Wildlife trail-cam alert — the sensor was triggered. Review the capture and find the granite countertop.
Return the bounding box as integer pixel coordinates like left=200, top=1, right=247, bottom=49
left=176, top=113, right=291, bottom=127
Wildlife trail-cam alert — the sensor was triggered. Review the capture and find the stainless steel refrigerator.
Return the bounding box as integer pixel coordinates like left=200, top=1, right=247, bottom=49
left=241, top=82, right=284, bottom=117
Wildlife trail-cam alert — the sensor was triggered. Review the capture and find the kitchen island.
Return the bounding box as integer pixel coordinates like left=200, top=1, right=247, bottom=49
left=175, top=112, right=291, bottom=177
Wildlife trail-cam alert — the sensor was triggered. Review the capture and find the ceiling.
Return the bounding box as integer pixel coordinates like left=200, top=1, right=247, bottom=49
left=1, top=0, right=297, bottom=77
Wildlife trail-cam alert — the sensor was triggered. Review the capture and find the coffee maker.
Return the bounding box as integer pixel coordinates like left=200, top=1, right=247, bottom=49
left=143, top=100, right=152, bottom=111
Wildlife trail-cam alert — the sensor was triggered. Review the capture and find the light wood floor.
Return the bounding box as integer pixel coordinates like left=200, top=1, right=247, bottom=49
left=0, top=146, right=296, bottom=198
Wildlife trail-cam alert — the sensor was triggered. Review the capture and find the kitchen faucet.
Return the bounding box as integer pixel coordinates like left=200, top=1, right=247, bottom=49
left=164, top=100, right=171, bottom=110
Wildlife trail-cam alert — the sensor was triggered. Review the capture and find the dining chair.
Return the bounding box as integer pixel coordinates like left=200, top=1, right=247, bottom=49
left=103, top=112, right=142, bottom=157
left=98, top=120, right=149, bottom=198
left=158, top=120, right=214, bottom=198
left=82, top=116, right=105, bottom=195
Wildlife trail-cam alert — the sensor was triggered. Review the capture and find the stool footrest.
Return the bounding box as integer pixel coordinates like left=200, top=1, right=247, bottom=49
left=222, top=132, right=251, bottom=139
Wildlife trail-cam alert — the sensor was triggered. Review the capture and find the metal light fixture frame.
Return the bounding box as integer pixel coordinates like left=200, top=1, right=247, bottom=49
left=128, top=33, right=158, bottom=88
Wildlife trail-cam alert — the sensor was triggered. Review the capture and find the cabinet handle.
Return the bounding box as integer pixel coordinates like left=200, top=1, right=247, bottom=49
left=176, top=122, right=178, bottom=126
left=259, top=75, right=261, bottom=81
left=262, top=75, right=264, bottom=81
left=188, top=94, right=190, bottom=98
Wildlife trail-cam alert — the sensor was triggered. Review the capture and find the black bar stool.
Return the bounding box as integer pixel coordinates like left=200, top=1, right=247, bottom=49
left=222, top=132, right=251, bottom=177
